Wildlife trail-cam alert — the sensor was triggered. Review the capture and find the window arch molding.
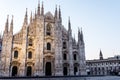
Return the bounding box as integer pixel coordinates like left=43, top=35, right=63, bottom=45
left=27, top=49, right=34, bottom=59
left=13, top=47, right=21, bottom=59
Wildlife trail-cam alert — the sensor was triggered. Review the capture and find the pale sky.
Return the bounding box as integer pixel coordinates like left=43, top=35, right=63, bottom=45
left=0, top=0, right=120, bottom=60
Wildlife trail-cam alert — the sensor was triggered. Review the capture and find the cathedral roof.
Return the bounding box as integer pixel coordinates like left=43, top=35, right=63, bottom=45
left=45, top=11, right=54, bottom=20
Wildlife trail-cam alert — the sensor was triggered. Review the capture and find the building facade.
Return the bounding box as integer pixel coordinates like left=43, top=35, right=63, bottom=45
left=86, top=51, right=120, bottom=75
left=0, top=2, right=86, bottom=77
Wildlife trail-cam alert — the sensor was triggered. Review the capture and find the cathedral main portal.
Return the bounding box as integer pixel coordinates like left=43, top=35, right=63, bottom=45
left=12, top=66, right=18, bottom=76
left=45, top=62, right=52, bottom=76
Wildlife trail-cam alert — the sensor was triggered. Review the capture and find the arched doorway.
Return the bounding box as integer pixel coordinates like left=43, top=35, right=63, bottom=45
left=26, top=66, right=32, bottom=76
left=12, top=66, right=18, bottom=76
left=45, top=62, right=52, bottom=76
left=74, top=67, right=77, bottom=75
left=63, top=67, right=67, bottom=76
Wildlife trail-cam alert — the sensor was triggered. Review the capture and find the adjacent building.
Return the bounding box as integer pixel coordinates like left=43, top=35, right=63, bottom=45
left=0, top=2, right=86, bottom=77
left=86, top=50, right=120, bottom=75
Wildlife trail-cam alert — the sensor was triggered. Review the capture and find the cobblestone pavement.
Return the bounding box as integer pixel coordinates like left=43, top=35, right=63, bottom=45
left=0, top=76, right=120, bottom=80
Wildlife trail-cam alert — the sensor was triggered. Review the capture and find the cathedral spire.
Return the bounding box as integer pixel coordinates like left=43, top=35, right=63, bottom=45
left=4, top=15, right=9, bottom=33
left=37, top=0, right=40, bottom=16
left=41, top=1, right=44, bottom=15
left=68, top=17, right=71, bottom=31
left=54, top=5, right=58, bottom=19
left=78, top=27, right=80, bottom=42
left=99, top=50, right=103, bottom=60
left=10, top=15, right=13, bottom=33
left=23, top=8, right=28, bottom=25
left=30, top=11, right=32, bottom=23
left=68, top=17, right=72, bottom=40
left=80, top=28, right=84, bottom=42
left=59, top=5, right=62, bottom=22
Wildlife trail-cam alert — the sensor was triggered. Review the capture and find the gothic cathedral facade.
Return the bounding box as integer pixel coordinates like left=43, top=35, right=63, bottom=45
left=0, top=2, right=86, bottom=77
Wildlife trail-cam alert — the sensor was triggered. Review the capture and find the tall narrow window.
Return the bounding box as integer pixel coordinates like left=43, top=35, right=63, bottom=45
left=14, top=50, right=18, bottom=59
left=47, top=43, right=51, bottom=50
left=74, top=54, right=77, bottom=60
left=28, top=51, right=32, bottom=59
left=63, top=42, right=66, bottom=49
left=63, top=53, right=67, bottom=60
left=46, top=23, right=51, bottom=36
left=74, top=67, right=77, bottom=75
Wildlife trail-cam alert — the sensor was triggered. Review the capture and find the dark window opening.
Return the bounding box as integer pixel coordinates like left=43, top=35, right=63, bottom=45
left=74, top=54, right=77, bottom=60
left=14, top=50, right=18, bottom=59
left=63, top=54, right=67, bottom=60
left=63, top=42, right=66, bottom=49
left=47, top=43, right=51, bottom=50
left=28, top=51, right=32, bottom=59
left=46, top=32, right=51, bottom=36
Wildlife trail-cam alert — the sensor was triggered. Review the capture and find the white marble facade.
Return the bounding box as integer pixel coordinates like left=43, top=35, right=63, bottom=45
left=0, top=2, right=86, bottom=77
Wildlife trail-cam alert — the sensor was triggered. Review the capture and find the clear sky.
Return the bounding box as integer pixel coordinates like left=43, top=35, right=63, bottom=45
left=0, top=0, right=120, bottom=60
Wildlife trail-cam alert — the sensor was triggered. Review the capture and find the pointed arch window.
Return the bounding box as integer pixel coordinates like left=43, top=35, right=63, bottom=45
left=74, top=54, right=77, bottom=60
left=28, top=51, right=32, bottom=59
left=46, top=23, right=51, bottom=36
left=47, top=43, right=51, bottom=50
left=29, top=39, right=33, bottom=46
left=14, top=50, right=18, bottom=59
